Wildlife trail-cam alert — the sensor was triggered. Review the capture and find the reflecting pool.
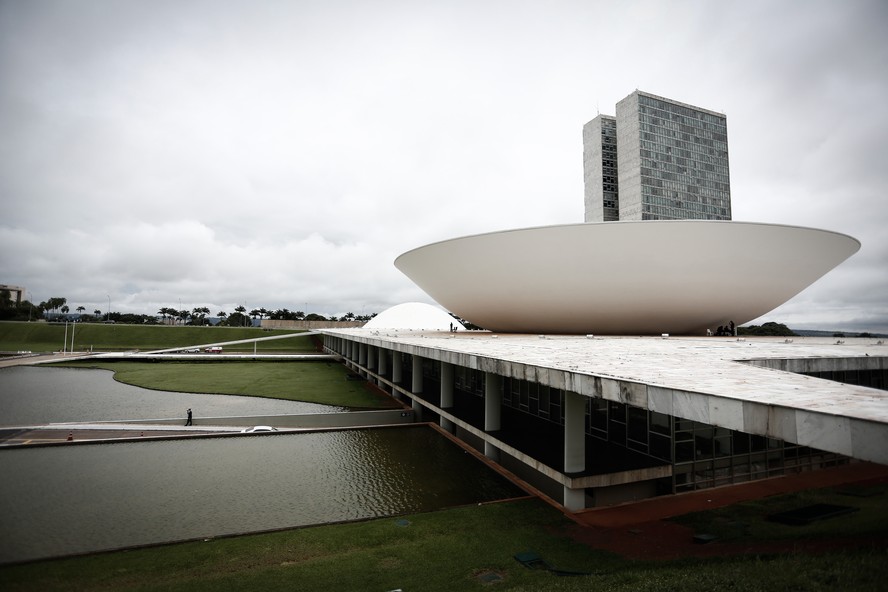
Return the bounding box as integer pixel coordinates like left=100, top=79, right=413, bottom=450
left=0, top=366, right=342, bottom=425
left=0, top=426, right=524, bottom=564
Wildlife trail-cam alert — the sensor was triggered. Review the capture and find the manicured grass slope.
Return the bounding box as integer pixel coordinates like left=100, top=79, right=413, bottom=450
left=0, top=321, right=314, bottom=353
left=674, top=481, right=888, bottom=542
left=58, top=360, right=399, bottom=409
left=1, top=497, right=886, bottom=592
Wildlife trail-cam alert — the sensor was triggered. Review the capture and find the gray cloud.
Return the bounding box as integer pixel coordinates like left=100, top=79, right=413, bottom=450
left=2, top=0, right=886, bottom=331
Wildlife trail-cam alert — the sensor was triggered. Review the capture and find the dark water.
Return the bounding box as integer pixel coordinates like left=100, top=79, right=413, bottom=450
left=0, top=367, right=524, bottom=564
left=0, top=427, right=523, bottom=564
left=0, top=366, right=343, bottom=425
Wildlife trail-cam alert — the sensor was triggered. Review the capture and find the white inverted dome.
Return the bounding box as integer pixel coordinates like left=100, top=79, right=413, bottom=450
left=394, top=221, right=860, bottom=335
left=363, top=302, right=466, bottom=331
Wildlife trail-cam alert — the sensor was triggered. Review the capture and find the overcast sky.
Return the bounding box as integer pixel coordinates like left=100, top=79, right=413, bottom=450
left=1, top=0, right=886, bottom=332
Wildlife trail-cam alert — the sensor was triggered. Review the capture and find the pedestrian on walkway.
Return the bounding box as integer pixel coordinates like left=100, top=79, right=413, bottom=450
left=185, top=408, right=193, bottom=426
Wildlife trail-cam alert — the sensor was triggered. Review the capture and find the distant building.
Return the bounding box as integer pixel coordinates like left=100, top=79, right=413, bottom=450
left=584, top=90, right=731, bottom=222
left=0, top=284, right=25, bottom=304
left=582, top=115, right=619, bottom=222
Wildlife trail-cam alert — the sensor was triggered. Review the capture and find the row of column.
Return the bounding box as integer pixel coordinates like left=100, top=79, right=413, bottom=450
left=325, top=335, right=588, bottom=511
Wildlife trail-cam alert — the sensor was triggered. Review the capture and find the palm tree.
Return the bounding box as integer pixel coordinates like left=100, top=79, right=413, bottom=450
left=94, top=309, right=101, bottom=317
left=190, top=306, right=210, bottom=325
left=76, top=306, right=85, bottom=316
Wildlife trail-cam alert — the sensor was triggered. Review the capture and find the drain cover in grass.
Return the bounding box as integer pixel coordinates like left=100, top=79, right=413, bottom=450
left=475, top=570, right=504, bottom=583
left=767, top=503, right=858, bottom=526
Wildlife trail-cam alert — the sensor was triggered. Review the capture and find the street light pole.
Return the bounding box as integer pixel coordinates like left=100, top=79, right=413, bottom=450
left=107, top=294, right=111, bottom=322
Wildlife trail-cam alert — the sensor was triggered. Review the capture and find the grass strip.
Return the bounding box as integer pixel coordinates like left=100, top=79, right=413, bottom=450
left=673, top=481, right=888, bottom=543
left=1, top=498, right=886, bottom=592
left=0, top=322, right=314, bottom=353
left=53, top=360, right=400, bottom=409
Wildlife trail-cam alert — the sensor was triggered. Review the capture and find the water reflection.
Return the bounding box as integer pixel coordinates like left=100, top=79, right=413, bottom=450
left=0, top=367, right=341, bottom=425
left=0, top=427, right=523, bottom=564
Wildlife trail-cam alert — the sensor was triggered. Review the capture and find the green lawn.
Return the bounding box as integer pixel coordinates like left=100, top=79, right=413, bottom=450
left=1, top=497, right=886, bottom=592
left=673, top=481, right=888, bottom=543
left=4, top=324, right=887, bottom=590
left=53, top=360, right=400, bottom=409
left=0, top=321, right=314, bottom=353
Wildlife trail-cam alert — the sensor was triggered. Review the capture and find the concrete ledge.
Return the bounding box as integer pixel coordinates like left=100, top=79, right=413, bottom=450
left=88, top=409, right=415, bottom=429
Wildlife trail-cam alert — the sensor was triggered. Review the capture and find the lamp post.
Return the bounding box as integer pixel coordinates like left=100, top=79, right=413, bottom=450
left=107, top=294, right=111, bottom=322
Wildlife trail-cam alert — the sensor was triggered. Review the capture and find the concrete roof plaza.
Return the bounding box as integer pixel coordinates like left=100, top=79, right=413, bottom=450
left=323, top=330, right=888, bottom=466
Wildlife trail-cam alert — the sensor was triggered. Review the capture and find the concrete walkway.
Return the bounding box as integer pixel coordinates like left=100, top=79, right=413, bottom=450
left=0, top=424, right=247, bottom=446
left=0, top=352, right=95, bottom=368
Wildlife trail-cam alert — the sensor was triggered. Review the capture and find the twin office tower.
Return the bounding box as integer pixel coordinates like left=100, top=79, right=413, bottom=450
left=583, top=90, right=732, bottom=223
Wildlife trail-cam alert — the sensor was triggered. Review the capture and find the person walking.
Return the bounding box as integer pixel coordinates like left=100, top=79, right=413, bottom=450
left=185, top=408, right=193, bottom=426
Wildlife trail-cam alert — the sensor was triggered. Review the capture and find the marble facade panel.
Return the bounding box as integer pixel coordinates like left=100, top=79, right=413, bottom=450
left=849, top=419, right=888, bottom=465
left=647, top=386, right=674, bottom=415
left=601, top=379, right=622, bottom=403
left=767, top=407, right=798, bottom=443
left=796, top=410, right=852, bottom=456
left=742, top=403, right=770, bottom=434
left=673, top=391, right=710, bottom=424
left=708, top=396, right=745, bottom=431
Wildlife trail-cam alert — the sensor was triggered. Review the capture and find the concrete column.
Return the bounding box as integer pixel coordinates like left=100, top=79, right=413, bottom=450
left=412, top=356, right=423, bottom=394
left=484, top=372, right=502, bottom=461
left=391, top=353, right=402, bottom=400
left=351, top=340, right=359, bottom=371
left=563, top=486, right=585, bottom=512
left=411, top=356, right=425, bottom=422
left=359, top=343, right=367, bottom=367
left=367, top=345, right=376, bottom=371
left=564, top=390, right=586, bottom=474
left=440, top=362, right=454, bottom=432
left=378, top=348, right=387, bottom=377
left=392, top=353, right=402, bottom=384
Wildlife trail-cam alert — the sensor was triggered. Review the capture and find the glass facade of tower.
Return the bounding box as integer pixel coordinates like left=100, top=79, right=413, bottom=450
left=635, top=93, right=731, bottom=220
left=584, top=91, right=732, bottom=222
left=600, top=117, right=619, bottom=221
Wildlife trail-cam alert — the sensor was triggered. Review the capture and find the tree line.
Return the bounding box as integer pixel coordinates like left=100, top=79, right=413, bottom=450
left=0, top=290, right=376, bottom=325
left=156, top=306, right=376, bottom=326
